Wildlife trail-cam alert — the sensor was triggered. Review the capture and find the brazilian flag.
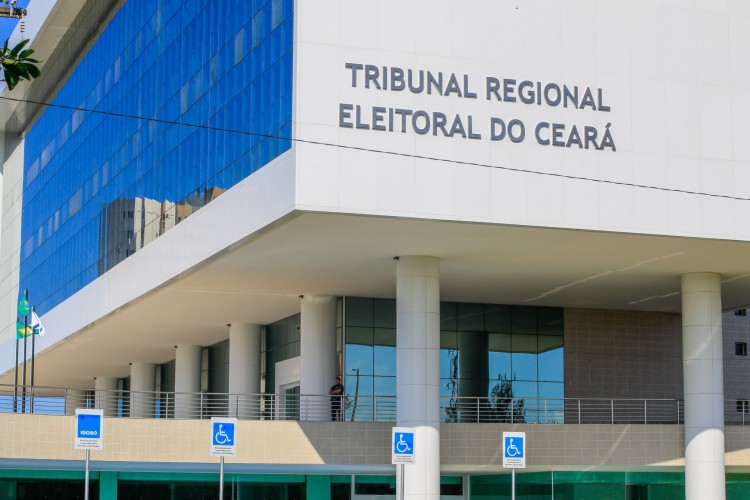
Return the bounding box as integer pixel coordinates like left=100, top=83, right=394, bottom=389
left=16, top=321, right=33, bottom=339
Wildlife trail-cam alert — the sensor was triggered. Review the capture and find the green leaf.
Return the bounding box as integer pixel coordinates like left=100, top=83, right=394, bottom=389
left=4, top=70, right=18, bottom=90
left=3, top=62, right=23, bottom=77
left=27, top=64, right=40, bottom=78
left=14, top=63, right=30, bottom=80
left=18, top=48, right=34, bottom=59
left=10, top=38, right=30, bottom=57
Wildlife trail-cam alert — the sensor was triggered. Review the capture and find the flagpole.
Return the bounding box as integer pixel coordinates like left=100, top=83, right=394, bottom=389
left=30, top=305, right=36, bottom=413
left=13, top=333, right=19, bottom=413
left=21, top=290, right=28, bottom=413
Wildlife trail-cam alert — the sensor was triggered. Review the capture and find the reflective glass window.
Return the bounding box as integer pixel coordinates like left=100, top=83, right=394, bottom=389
left=21, top=0, right=294, bottom=313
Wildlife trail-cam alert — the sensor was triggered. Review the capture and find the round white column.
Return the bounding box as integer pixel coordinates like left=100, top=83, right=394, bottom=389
left=130, top=362, right=156, bottom=418
left=174, top=345, right=202, bottom=419
left=229, top=323, right=261, bottom=419
left=396, top=256, right=440, bottom=499
left=94, top=376, right=118, bottom=417
left=682, top=272, right=725, bottom=500
left=299, top=295, right=337, bottom=421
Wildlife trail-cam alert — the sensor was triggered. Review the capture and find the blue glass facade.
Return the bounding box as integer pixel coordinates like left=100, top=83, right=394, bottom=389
left=343, top=298, right=564, bottom=423
left=20, top=0, right=294, bottom=313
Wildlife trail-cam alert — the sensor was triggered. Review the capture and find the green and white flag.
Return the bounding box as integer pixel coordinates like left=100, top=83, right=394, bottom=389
left=18, top=297, right=29, bottom=317
left=30, top=310, right=45, bottom=337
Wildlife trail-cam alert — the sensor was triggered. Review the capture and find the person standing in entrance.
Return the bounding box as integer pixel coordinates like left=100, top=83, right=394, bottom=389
left=329, top=376, right=344, bottom=421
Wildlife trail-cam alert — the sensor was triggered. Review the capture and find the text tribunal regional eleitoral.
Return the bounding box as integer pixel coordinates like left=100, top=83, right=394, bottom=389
left=339, top=63, right=616, bottom=152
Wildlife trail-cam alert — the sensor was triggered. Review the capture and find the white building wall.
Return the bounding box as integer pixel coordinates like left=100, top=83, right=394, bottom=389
left=0, top=137, right=23, bottom=343
left=293, top=0, right=750, bottom=242
left=0, top=150, right=297, bottom=373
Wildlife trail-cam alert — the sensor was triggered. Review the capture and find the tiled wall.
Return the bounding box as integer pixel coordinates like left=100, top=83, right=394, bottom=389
left=564, top=309, right=683, bottom=400
left=11, top=414, right=750, bottom=468
left=723, top=310, right=750, bottom=402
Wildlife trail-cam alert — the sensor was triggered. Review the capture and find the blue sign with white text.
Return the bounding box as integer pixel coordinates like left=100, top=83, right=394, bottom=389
left=504, top=436, right=524, bottom=459
left=212, top=421, right=235, bottom=446
left=393, top=431, right=414, bottom=455
left=77, top=414, right=101, bottom=439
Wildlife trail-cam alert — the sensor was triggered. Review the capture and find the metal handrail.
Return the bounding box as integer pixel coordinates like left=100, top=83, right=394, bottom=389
left=2, top=384, right=750, bottom=425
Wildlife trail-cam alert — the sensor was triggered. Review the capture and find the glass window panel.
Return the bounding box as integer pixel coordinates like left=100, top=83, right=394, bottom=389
left=511, top=306, right=537, bottom=334
left=539, top=381, right=564, bottom=399
left=373, top=298, right=396, bottom=328
left=511, top=335, right=537, bottom=381
left=511, top=380, right=539, bottom=423
left=373, top=345, right=396, bottom=377
left=373, top=376, right=395, bottom=395
left=440, top=378, right=458, bottom=399
left=538, top=307, right=564, bottom=335
left=374, top=328, right=396, bottom=347
left=440, top=302, right=457, bottom=331
left=488, top=333, right=511, bottom=381
left=440, top=348, right=459, bottom=380
left=484, top=304, right=510, bottom=332
left=440, top=330, right=457, bottom=349
left=457, top=302, right=484, bottom=331
left=345, top=344, right=373, bottom=375
left=538, top=336, right=564, bottom=382
left=344, top=374, right=373, bottom=396
left=345, top=297, right=373, bottom=327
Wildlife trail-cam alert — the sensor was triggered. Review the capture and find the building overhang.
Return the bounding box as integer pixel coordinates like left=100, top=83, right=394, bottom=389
left=3, top=208, right=750, bottom=388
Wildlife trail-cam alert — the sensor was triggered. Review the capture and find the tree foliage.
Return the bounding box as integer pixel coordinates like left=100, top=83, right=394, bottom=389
left=0, top=37, right=41, bottom=90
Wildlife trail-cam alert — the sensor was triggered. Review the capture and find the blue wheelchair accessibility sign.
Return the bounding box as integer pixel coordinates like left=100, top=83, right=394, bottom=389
left=394, top=432, right=413, bottom=455
left=210, top=418, right=237, bottom=457
left=504, top=436, right=524, bottom=458
left=502, top=432, right=526, bottom=468
left=391, top=427, right=415, bottom=464
left=212, top=422, right=234, bottom=446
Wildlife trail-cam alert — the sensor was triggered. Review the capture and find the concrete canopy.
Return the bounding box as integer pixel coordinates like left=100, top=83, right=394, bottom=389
left=4, top=210, right=750, bottom=389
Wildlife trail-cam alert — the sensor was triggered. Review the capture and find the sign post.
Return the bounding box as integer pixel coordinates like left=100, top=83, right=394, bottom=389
left=210, top=417, right=237, bottom=500
left=75, top=409, right=103, bottom=500
left=502, top=432, right=526, bottom=500
left=391, top=427, right=415, bottom=500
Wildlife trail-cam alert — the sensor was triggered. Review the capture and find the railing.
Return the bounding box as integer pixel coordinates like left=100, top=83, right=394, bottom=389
left=2, top=384, right=750, bottom=426
left=0, top=384, right=396, bottom=422
left=440, top=397, right=685, bottom=424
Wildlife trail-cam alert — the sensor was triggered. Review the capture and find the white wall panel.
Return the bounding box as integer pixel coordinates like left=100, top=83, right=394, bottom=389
left=294, top=0, right=750, bottom=241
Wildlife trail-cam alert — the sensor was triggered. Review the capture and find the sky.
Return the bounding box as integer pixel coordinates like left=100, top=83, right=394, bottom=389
left=0, top=0, right=30, bottom=46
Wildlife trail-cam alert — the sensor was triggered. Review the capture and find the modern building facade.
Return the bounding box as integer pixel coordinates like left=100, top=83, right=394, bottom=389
left=1, top=0, right=750, bottom=499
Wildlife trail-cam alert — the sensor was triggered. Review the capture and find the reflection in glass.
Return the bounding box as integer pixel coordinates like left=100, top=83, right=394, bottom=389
left=511, top=306, right=537, bottom=334
left=345, top=344, right=373, bottom=376
left=21, top=0, right=295, bottom=313
left=344, top=298, right=565, bottom=423
left=511, top=335, right=538, bottom=381
left=373, top=343, right=396, bottom=377
left=538, top=336, right=564, bottom=382
left=488, top=333, right=511, bottom=381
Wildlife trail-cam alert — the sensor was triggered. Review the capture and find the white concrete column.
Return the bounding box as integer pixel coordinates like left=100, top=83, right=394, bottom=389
left=682, top=272, right=725, bottom=500
left=130, top=362, right=156, bottom=418
left=64, top=389, right=87, bottom=416
left=94, top=376, right=118, bottom=417
left=174, top=345, right=202, bottom=419
left=229, top=323, right=261, bottom=419
left=299, top=295, right=337, bottom=421
left=396, top=256, right=440, bottom=499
